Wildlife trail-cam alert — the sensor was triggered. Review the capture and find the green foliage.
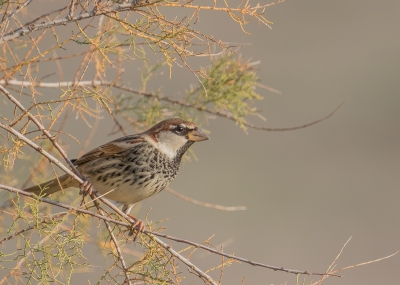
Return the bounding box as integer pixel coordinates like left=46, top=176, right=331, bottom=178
left=0, top=197, right=88, bottom=284
left=97, top=234, right=181, bottom=284
left=188, top=54, right=263, bottom=129
left=113, top=54, right=263, bottom=132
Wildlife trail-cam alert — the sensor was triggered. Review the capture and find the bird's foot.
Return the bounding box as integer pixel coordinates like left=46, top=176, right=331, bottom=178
left=79, top=178, right=93, bottom=196
left=127, top=215, right=145, bottom=241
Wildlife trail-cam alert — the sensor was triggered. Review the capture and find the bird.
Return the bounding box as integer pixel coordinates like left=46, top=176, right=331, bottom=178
left=24, top=118, right=209, bottom=237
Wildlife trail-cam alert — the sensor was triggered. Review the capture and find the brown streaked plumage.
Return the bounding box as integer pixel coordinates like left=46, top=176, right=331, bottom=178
left=24, top=118, right=209, bottom=237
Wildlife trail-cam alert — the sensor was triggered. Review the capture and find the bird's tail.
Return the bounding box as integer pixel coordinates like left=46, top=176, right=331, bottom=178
left=24, top=174, right=78, bottom=196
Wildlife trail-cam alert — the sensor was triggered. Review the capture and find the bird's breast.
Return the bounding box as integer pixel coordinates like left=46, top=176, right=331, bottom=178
left=79, top=142, right=180, bottom=204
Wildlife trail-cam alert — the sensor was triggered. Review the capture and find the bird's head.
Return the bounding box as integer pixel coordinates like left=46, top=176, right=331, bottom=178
left=144, top=118, right=209, bottom=160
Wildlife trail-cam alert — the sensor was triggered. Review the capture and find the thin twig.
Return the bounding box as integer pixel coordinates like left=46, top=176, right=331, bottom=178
left=92, top=197, right=133, bottom=285
left=334, top=251, right=399, bottom=272
left=166, top=187, right=246, bottom=211
left=311, top=237, right=399, bottom=285
left=0, top=0, right=33, bottom=28
left=316, top=236, right=352, bottom=285
left=67, top=0, right=77, bottom=20
left=12, top=5, right=69, bottom=30
left=149, top=234, right=219, bottom=285
left=0, top=210, right=69, bottom=244
left=149, top=232, right=341, bottom=277
left=0, top=206, right=69, bottom=285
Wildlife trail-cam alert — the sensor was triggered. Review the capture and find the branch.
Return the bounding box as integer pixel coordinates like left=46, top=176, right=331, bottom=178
left=166, top=187, right=246, bottom=211
left=149, top=234, right=219, bottom=285
left=150, top=232, right=341, bottom=277
left=311, top=237, right=399, bottom=285
left=0, top=84, right=82, bottom=179
left=0, top=211, right=67, bottom=245
left=0, top=0, right=155, bottom=44
left=0, top=205, right=71, bottom=285
left=0, top=80, right=345, bottom=132
left=0, top=121, right=82, bottom=183
left=0, top=0, right=34, bottom=29
left=92, top=197, right=133, bottom=285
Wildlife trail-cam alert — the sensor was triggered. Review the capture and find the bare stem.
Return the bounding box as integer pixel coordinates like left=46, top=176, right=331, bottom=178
left=166, top=187, right=246, bottom=211
left=92, top=197, right=133, bottom=285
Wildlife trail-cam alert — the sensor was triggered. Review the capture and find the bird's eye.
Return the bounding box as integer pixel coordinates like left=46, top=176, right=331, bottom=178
left=175, top=125, right=186, bottom=134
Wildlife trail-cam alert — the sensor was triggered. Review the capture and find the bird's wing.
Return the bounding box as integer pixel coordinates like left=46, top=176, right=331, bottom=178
left=73, top=135, right=145, bottom=166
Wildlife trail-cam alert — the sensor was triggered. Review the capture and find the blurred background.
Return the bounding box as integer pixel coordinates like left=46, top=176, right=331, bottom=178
left=1, top=0, right=400, bottom=284
left=153, top=1, right=400, bottom=284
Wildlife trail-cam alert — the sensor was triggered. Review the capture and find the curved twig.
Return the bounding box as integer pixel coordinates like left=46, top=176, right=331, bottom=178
left=166, top=187, right=246, bottom=211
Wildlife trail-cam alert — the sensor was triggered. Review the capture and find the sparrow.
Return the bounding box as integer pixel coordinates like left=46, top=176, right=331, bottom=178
left=24, top=118, right=209, bottom=237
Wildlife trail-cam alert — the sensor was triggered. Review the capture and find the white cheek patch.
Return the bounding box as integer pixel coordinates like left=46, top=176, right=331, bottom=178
left=147, top=131, right=188, bottom=159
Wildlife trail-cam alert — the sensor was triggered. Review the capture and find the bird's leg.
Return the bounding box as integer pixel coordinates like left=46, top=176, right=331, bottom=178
left=79, top=178, right=93, bottom=196
left=127, top=215, right=145, bottom=241
left=122, top=204, right=145, bottom=240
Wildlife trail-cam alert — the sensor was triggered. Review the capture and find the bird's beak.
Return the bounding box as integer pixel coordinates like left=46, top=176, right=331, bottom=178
left=188, top=128, right=209, bottom=142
